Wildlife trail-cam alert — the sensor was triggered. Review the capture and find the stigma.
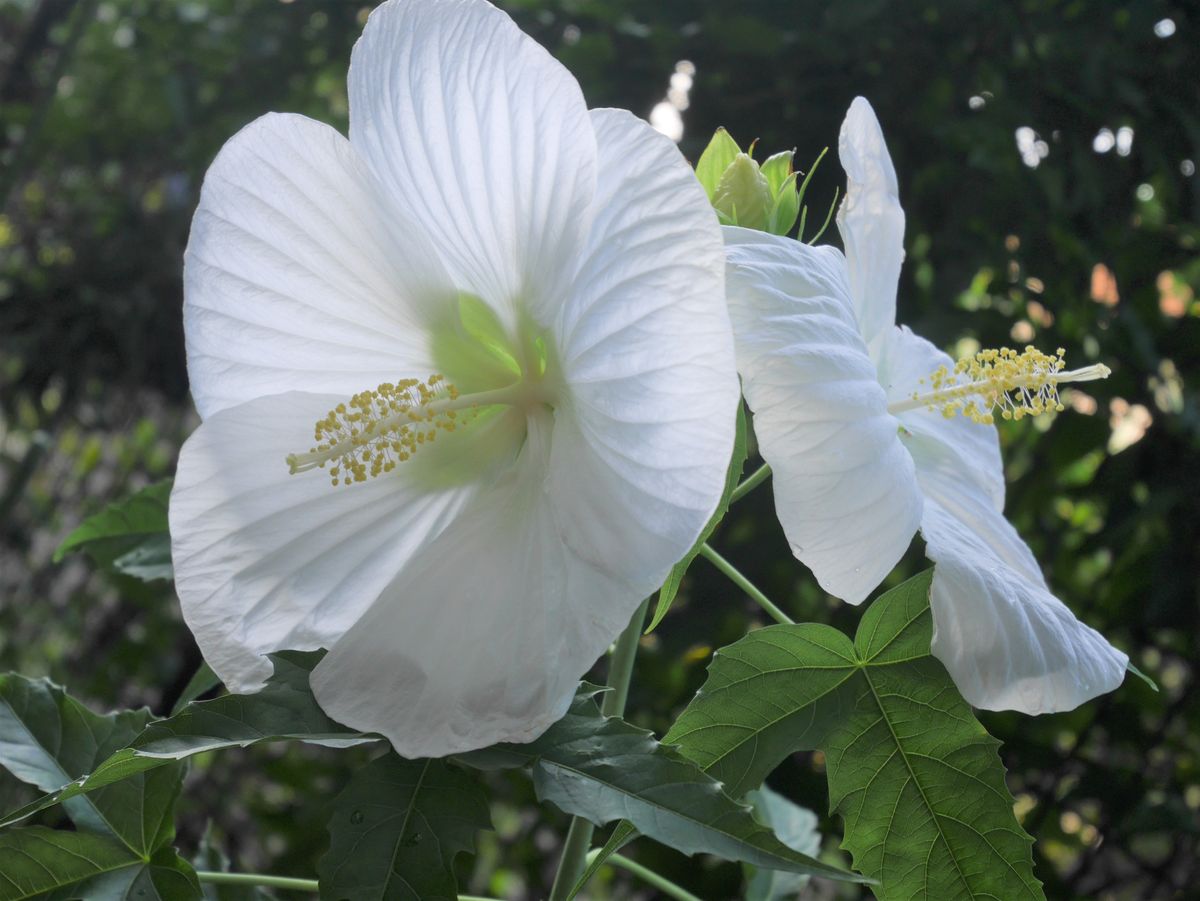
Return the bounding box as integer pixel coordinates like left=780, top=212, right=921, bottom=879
left=887, top=346, right=1111, bottom=424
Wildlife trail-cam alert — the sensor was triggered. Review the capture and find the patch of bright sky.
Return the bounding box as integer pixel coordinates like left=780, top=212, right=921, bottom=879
left=649, top=60, right=695, bottom=143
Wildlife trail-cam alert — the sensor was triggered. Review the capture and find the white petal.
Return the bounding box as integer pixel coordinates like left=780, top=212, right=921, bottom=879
left=723, top=228, right=922, bottom=604
left=348, top=0, right=596, bottom=325
left=184, top=113, right=456, bottom=419
left=550, top=109, right=739, bottom=591
left=311, top=417, right=644, bottom=757
left=918, top=462, right=1128, bottom=714
left=836, top=97, right=905, bottom=358
left=877, top=324, right=1006, bottom=511
left=169, top=392, right=474, bottom=692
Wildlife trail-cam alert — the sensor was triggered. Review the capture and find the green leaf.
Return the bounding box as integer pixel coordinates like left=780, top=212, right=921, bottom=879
left=666, top=571, right=1044, bottom=900
left=53, top=480, right=173, bottom=581
left=694, top=127, right=742, bottom=200
left=130, top=650, right=368, bottom=756
left=0, top=825, right=200, bottom=900
left=744, top=786, right=821, bottom=901
left=0, top=652, right=374, bottom=830
left=112, top=532, right=173, bottom=582
left=0, top=674, right=183, bottom=855
left=456, top=686, right=856, bottom=883
left=318, top=755, right=492, bottom=901
left=57, top=849, right=204, bottom=901
left=646, top=401, right=747, bottom=633
left=566, top=737, right=819, bottom=901
left=0, top=827, right=139, bottom=900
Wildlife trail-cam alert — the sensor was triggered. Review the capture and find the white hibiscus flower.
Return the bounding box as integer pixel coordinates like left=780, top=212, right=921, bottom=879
left=170, top=0, right=738, bottom=757
left=723, top=97, right=1127, bottom=715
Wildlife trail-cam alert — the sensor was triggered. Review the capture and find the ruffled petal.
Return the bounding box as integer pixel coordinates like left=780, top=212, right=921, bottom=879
left=169, top=392, right=474, bottom=692
left=877, top=324, right=1006, bottom=511
left=917, top=451, right=1128, bottom=714
left=549, top=109, right=738, bottom=592
left=348, top=0, right=596, bottom=325
left=723, top=228, right=922, bottom=604
left=311, top=417, right=644, bottom=757
left=184, top=113, right=455, bottom=419
left=836, top=97, right=905, bottom=358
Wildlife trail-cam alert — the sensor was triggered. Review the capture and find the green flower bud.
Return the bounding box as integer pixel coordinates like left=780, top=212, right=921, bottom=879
left=712, top=153, right=772, bottom=231
left=694, top=128, right=805, bottom=235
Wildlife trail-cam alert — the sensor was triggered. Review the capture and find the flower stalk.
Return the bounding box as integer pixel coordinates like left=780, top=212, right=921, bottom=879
left=195, top=871, right=506, bottom=900
left=584, top=850, right=705, bottom=901
left=195, top=871, right=319, bottom=893
left=700, top=543, right=793, bottom=625
left=547, top=597, right=650, bottom=900
left=731, top=462, right=772, bottom=503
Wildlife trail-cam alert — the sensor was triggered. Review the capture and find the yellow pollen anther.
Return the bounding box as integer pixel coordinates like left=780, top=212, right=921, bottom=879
left=284, top=375, right=482, bottom=487
left=285, top=375, right=547, bottom=487
left=888, top=346, right=1111, bottom=424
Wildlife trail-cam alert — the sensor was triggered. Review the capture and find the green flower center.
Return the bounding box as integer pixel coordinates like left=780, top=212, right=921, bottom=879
left=287, top=294, right=558, bottom=488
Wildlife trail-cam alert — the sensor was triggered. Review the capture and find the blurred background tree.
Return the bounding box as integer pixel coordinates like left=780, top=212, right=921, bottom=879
left=1, top=0, right=1196, bottom=897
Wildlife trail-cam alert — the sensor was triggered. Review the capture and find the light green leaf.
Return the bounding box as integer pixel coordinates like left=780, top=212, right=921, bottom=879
left=456, top=686, right=857, bottom=883
left=0, top=674, right=182, bottom=856
left=318, top=755, right=491, bottom=901
left=666, top=571, right=1044, bottom=900
left=759, top=150, right=794, bottom=197
left=695, top=127, right=742, bottom=200
left=745, top=786, right=821, bottom=901
left=647, top=402, right=748, bottom=633
left=0, top=652, right=374, bottom=830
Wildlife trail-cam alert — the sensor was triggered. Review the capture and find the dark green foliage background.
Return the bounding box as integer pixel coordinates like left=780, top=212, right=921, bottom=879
left=1, top=0, right=1196, bottom=897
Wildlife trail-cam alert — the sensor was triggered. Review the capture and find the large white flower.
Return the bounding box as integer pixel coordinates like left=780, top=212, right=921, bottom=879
left=723, top=97, right=1127, bottom=715
left=170, top=0, right=737, bottom=757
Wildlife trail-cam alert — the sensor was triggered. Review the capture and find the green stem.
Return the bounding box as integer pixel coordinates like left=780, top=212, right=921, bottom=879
left=584, top=850, right=705, bottom=901
left=547, top=597, right=650, bottom=901
left=600, top=600, right=649, bottom=718
left=730, top=462, right=771, bottom=503
left=699, top=543, right=794, bottom=625
left=194, top=872, right=502, bottom=900
left=195, top=872, right=318, bottom=893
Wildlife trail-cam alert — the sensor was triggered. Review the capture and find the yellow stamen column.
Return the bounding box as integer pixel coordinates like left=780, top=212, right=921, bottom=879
left=887, top=346, right=1111, bottom=424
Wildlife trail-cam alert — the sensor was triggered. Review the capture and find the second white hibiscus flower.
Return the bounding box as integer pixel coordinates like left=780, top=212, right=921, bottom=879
left=723, top=97, right=1128, bottom=715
